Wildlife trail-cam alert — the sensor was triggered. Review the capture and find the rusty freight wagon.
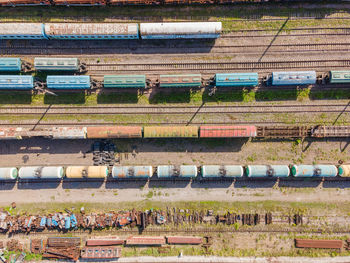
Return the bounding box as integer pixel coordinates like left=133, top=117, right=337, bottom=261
left=53, top=0, right=106, bottom=5
left=200, top=125, right=257, bottom=138
left=126, top=236, right=166, bottom=246
left=143, top=126, right=198, bottom=138
left=86, top=126, right=142, bottom=138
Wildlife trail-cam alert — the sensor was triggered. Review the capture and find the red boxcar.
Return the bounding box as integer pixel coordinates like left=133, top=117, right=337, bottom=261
left=0, top=0, right=50, bottom=5
left=166, top=236, right=202, bottom=245
left=86, top=126, right=142, bottom=138
left=86, top=238, right=125, bottom=246
left=200, top=125, right=257, bottom=138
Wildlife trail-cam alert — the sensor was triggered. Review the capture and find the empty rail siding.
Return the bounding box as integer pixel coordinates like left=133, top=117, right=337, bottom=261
left=1, top=104, right=350, bottom=115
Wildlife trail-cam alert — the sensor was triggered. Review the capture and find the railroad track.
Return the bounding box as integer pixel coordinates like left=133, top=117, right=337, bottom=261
left=1, top=104, right=350, bottom=115
left=85, top=59, right=350, bottom=72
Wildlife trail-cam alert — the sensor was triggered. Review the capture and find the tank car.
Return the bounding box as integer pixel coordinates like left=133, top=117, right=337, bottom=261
left=0, top=23, right=46, bottom=39
left=157, top=165, right=197, bottom=178
left=246, top=165, right=290, bottom=178
left=0, top=168, right=18, bottom=180
left=18, top=166, right=64, bottom=179
left=112, top=166, right=153, bottom=179
left=215, top=73, right=259, bottom=87
left=44, top=23, right=139, bottom=40
left=104, top=75, right=147, bottom=89
left=86, top=126, right=142, bottom=138
left=269, top=71, right=316, bottom=86
left=338, top=165, right=350, bottom=177
left=199, top=125, right=257, bottom=138
left=0, top=75, right=34, bottom=90
left=291, top=164, right=338, bottom=177
left=65, top=166, right=108, bottom=179
left=159, top=74, right=202, bottom=88
left=201, top=165, right=244, bottom=178
left=46, top=75, right=90, bottom=90
left=140, top=22, right=222, bottom=39
left=143, top=126, right=198, bottom=138
left=0, top=58, right=22, bottom=72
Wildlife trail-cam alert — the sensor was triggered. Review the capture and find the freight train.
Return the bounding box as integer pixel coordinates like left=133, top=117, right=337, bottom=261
left=0, top=125, right=348, bottom=140
left=0, top=22, right=222, bottom=40
left=1, top=164, right=350, bottom=180
left=1, top=59, right=350, bottom=90
left=0, top=0, right=287, bottom=7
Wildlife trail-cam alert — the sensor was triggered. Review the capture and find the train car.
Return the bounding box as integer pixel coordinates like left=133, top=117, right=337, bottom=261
left=46, top=75, right=90, bottom=90
left=246, top=165, right=290, bottom=178
left=311, top=125, right=350, bottom=138
left=86, top=126, right=142, bottom=138
left=329, top=71, right=350, bottom=84
left=0, top=75, right=34, bottom=90
left=0, top=58, right=22, bottom=72
left=338, top=165, right=350, bottom=177
left=200, top=125, right=257, bottom=138
left=109, top=0, right=160, bottom=5
left=0, top=23, right=46, bottom=39
left=157, top=165, right=197, bottom=178
left=0, top=0, right=50, bottom=6
left=270, top=71, right=316, bottom=86
left=65, top=166, right=108, bottom=179
left=34, top=57, right=80, bottom=71
left=143, top=126, right=198, bottom=138
left=140, top=22, right=222, bottom=39
left=18, top=166, right=64, bottom=179
left=159, top=74, right=202, bottom=88
left=112, top=166, right=153, bottom=179
left=44, top=23, right=139, bottom=40
left=0, top=168, right=18, bottom=180
left=201, top=165, right=244, bottom=178
left=53, top=0, right=106, bottom=5
left=215, top=73, right=259, bottom=87
left=49, top=127, right=87, bottom=139
left=291, top=165, right=338, bottom=177
left=104, top=75, right=147, bottom=89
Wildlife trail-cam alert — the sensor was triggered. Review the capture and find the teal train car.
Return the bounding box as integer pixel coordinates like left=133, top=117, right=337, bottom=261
left=0, top=58, right=21, bottom=72
left=104, top=75, right=146, bottom=89
left=329, top=71, right=350, bottom=84
left=215, top=73, right=258, bottom=87
left=246, top=165, right=290, bottom=178
left=34, top=57, right=79, bottom=71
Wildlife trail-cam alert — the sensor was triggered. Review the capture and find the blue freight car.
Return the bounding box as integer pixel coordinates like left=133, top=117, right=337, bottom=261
left=291, top=165, right=338, bottom=177
left=215, top=73, right=259, bottom=87
left=246, top=165, right=290, bottom=178
left=157, top=165, right=197, bottom=178
left=0, top=75, right=34, bottom=90
left=46, top=75, right=90, bottom=90
left=270, top=71, right=316, bottom=86
left=0, top=58, right=22, bottom=72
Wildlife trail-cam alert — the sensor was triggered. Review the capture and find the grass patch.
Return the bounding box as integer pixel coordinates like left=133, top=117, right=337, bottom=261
left=150, top=91, right=191, bottom=104
left=310, top=89, right=350, bottom=100
left=0, top=92, right=32, bottom=104
left=44, top=92, right=86, bottom=104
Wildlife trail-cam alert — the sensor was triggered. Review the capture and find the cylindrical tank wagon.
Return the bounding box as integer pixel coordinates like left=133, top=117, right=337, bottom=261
left=157, top=165, right=197, bottom=178
left=112, top=166, right=153, bottom=179
left=18, top=166, right=64, bottom=179
left=246, top=165, right=290, bottom=178
left=201, top=165, right=244, bottom=178
left=65, top=166, right=108, bottom=179
left=291, top=165, right=338, bottom=177
left=0, top=168, right=18, bottom=180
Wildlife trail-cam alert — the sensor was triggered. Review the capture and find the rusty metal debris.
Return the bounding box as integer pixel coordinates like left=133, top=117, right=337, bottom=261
left=6, top=240, right=22, bottom=251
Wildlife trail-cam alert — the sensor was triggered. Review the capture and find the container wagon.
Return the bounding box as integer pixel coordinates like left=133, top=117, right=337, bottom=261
left=34, top=57, right=80, bottom=71
left=46, top=75, right=90, bottom=90
left=18, top=166, right=64, bottom=179
left=291, top=165, right=338, bottom=177
left=44, top=23, right=139, bottom=40
left=0, top=58, right=22, bottom=72
left=157, top=165, right=197, bottom=178
left=143, top=126, right=198, bottom=138
left=200, top=125, right=257, bottom=137
left=112, top=166, right=153, bottom=179
left=246, top=165, right=290, bottom=178
left=140, top=22, right=222, bottom=39
left=159, top=74, right=202, bottom=88
left=0, top=23, right=46, bottom=39
left=269, top=71, right=316, bottom=86
left=0, top=75, right=34, bottom=90
left=201, top=165, right=244, bottom=178
left=215, top=73, right=259, bottom=87
left=103, top=75, right=147, bottom=89
left=65, top=166, right=108, bottom=179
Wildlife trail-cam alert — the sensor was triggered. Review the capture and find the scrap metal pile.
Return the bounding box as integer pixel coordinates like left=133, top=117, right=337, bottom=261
left=0, top=207, right=304, bottom=235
